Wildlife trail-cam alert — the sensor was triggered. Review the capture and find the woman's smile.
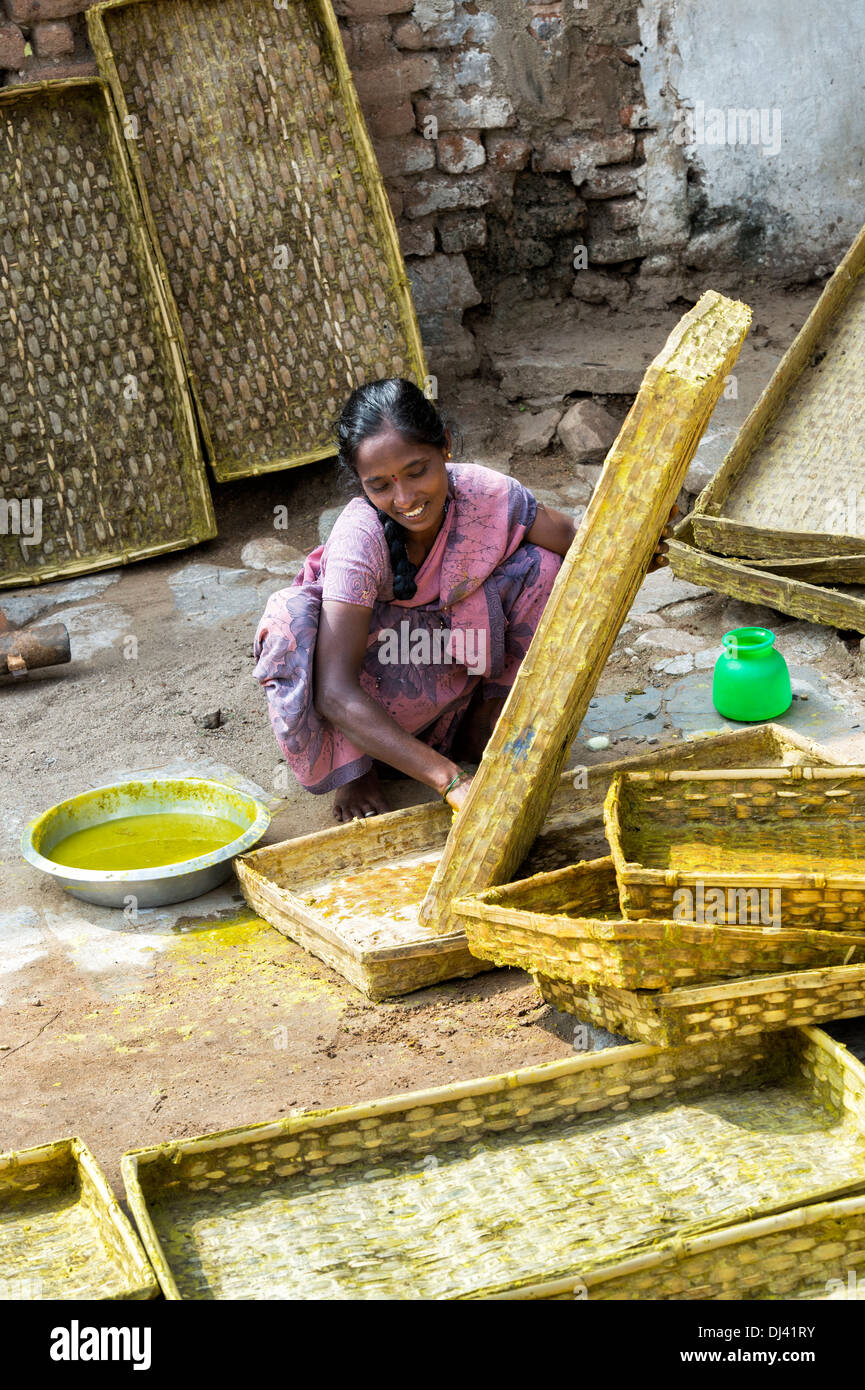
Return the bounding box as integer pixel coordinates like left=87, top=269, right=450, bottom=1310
left=395, top=500, right=429, bottom=521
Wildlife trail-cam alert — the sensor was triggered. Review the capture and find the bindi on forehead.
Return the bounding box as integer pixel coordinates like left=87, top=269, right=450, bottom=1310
left=357, top=451, right=432, bottom=485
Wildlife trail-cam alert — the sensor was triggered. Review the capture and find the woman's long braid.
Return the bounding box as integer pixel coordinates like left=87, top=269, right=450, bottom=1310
left=377, top=510, right=418, bottom=601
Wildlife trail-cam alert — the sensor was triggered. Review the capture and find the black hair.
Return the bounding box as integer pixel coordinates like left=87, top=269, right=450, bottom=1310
left=336, top=377, right=451, bottom=601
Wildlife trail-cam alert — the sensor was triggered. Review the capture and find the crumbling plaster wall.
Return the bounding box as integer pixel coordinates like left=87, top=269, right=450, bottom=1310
left=636, top=0, right=865, bottom=290
left=2, top=0, right=860, bottom=383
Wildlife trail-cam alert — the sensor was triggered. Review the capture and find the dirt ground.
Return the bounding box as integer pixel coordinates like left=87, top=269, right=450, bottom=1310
left=4, top=283, right=865, bottom=1201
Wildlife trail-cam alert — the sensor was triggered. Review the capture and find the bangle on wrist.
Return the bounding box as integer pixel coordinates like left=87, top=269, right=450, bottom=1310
left=441, top=768, right=468, bottom=801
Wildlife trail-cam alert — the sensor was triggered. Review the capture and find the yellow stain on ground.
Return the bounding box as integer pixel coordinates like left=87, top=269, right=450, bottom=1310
left=48, top=909, right=345, bottom=1055
left=162, top=911, right=342, bottom=1007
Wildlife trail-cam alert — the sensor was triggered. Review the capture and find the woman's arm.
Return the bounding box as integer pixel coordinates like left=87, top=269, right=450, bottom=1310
left=526, top=500, right=676, bottom=570
left=526, top=504, right=577, bottom=556
left=313, top=599, right=467, bottom=798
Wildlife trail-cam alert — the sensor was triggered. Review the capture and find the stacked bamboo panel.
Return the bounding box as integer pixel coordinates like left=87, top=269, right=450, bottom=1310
left=236, top=724, right=834, bottom=1001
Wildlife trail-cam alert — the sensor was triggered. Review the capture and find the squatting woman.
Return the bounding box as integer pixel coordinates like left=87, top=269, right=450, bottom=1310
left=253, top=377, right=577, bottom=821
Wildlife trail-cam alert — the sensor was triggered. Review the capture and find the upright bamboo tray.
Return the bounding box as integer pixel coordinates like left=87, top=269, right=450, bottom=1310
left=667, top=516, right=865, bottom=634
left=235, top=724, right=839, bottom=1001
left=419, top=291, right=752, bottom=936
left=122, top=1027, right=865, bottom=1299
left=692, top=218, right=865, bottom=561
left=88, top=0, right=427, bottom=481
left=454, top=856, right=865, bottom=992
left=0, top=1137, right=157, bottom=1300
left=0, top=78, right=215, bottom=589
left=539, top=964, right=865, bottom=1048
left=606, top=766, right=865, bottom=929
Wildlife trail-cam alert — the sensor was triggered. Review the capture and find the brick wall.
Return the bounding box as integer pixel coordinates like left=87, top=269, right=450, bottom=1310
left=337, top=0, right=647, bottom=376
left=1, top=0, right=647, bottom=380
left=1, top=0, right=95, bottom=83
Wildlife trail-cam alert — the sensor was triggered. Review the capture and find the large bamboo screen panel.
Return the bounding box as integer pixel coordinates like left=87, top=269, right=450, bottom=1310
left=88, top=0, right=428, bottom=482
left=0, top=79, right=215, bottom=590
left=420, top=291, right=752, bottom=934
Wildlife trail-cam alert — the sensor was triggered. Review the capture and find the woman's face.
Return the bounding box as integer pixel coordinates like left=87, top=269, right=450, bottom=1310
left=354, top=427, right=450, bottom=541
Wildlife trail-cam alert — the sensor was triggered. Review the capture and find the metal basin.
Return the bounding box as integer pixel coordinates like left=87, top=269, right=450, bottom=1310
left=21, top=778, right=272, bottom=908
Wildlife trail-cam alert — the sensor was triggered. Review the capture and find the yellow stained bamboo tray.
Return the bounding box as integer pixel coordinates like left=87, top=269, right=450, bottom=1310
left=420, top=291, right=751, bottom=934
left=526, top=1187, right=865, bottom=1300
left=539, top=963, right=865, bottom=1047
left=235, top=724, right=842, bottom=1001
left=605, top=765, right=865, bottom=930
left=691, top=216, right=865, bottom=561
left=122, top=1026, right=865, bottom=1299
left=0, top=1137, right=157, bottom=1300
left=454, top=855, right=865, bottom=991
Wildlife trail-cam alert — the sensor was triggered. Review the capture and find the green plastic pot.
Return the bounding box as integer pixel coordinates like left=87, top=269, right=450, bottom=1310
left=712, top=627, right=792, bottom=722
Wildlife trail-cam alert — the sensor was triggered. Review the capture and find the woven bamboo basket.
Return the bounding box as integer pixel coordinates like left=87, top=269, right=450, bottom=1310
left=235, top=724, right=839, bottom=1001
left=122, top=1026, right=865, bottom=1299
left=454, top=856, right=865, bottom=992
left=538, top=962, right=865, bottom=1048
left=419, top=291, right=752, bottom=936
left=0, top=78, right=215, bottom=590
left=88, top=0, right=427, bottom=482
left=605, top=766, right=865, bottom=930
left=0, top=1136, right=157, bottom=1300
left=691, top=217, right=865, bottom=561
left=667, top=517, right=865, bottom=634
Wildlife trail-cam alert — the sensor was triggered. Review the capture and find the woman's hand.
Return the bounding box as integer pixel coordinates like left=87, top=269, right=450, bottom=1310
left=316, top=601, right=483, bottom=799
left=646, top=505, right=679, bottom=573
left=445, top=773, right=473, bottom=812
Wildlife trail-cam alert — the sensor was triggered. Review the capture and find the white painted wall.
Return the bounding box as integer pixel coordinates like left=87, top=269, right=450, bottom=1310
left=635, top=0, right=865, bottom=273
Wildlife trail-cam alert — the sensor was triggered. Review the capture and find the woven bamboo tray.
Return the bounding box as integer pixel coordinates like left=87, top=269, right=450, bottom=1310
left=235, top=724, right=840, bottom=1001
left=122, top=1026, right=865, bottom=1299
left=691, top=218, right=865, bottom=561
left=0, top=1137, right=157, bottom=1300
left=0, top=78, right=215, bottom=590
left=88, top=0, right=427, bottom=482
left=419, top=292, right=752, bottom=935
left=539, top=963, right=865, bottom=1048
left=454, top=855, right=865, bottom=992
left=521, top=1184, right=865, bottom=1300
left=606, top=766, right=865, bottom=930
left=667, top=516, right=865, bottom=633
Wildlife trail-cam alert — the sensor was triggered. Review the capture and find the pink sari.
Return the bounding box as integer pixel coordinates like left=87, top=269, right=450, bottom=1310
left=253, top=463, right=562, bottom=792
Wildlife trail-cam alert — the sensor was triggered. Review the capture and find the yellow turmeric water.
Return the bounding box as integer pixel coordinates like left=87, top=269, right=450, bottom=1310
left=48, top=812, right=242, bottom=871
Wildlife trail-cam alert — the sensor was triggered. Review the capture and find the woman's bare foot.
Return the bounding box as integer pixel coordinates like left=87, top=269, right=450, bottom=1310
left=332, top=767, right=390, bottom=823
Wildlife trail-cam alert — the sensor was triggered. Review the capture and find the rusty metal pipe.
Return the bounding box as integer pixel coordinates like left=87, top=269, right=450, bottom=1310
left=0, top=623, right=71, bottom=676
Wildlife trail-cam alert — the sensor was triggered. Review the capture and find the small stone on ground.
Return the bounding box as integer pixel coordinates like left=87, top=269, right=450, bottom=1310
left=241, top=538, right=306, bottom=575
